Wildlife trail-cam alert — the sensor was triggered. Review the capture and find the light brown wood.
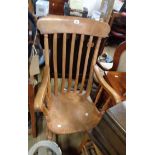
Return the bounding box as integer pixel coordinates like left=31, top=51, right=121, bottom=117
left=37, top=15, right=110, bottom=37
left=80, top=36, right=93, bottom=93
left=61, top=33, right=67, bottom=93
left=94, top=86, right=103, bottom=105
left=41, top=104, right=49, bottom=116
left=85, top=38, right=102, bottom=97
left=68, top=33, right=76, bottom=92
left=83, top=146, right=89, bottom=155
left=47, top=74, right=51, bottom=99
left=34, top=66, right=49, bottom=110
left=74, top=34, right=84, bottom=91
left=46, top=93, right=101, bottom=134
left=53, top=33, right=58, bottom=95
left=44, top=34, right=49, bottom=66
left=36, top=16, right=116, bottom=135
left=44, top=35, right=51, bottom=98
left=45, top=90, right=50, bottom=108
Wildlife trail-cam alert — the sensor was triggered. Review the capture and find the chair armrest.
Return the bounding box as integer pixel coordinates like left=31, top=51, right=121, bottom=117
left=34, top=66, right=49, bottom=111
left=94, top=65, right=122, bottom=104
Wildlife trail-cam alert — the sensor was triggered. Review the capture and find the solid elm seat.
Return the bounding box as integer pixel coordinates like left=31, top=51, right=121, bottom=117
left=46, top=92, right=101, bottom=134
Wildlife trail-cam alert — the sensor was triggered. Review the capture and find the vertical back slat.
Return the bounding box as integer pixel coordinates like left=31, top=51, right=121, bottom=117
left=85, top=37, right=102, bottom=97
left=68, top=33, right=76, bottom=92
left=94, top=86, right=103, bottom=105
left=80, top=36, right=93, bottom=93
left=61, top=33, right=67, bottom=93
left=44, top=35, right=51, bottom=98
left=74, top=34, right=84, bottom=92
left=44, top=34, right=49, bottom=66
left=53, top=33, right=58, bottom=95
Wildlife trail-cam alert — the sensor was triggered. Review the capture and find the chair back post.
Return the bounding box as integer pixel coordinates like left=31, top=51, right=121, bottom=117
left=44, top=34, right=51, bottom=98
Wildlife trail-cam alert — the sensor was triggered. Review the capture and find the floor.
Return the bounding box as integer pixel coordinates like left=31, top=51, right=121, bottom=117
left=28, top=46, right=117, bottom=155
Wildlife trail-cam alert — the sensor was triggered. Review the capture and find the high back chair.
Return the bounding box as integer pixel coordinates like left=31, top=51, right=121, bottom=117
left=34, top=15, right=121, bottom=137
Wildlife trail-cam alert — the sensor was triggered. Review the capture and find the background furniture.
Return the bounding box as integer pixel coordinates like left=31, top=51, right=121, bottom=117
left=49, top=0, right=67, bottom=15
left=89, top=102, right=126, bottom=155
left=92, top=41, right=126, bottom=109
left=110, top=11, right=126, bottom=38
left=28, top=82, right=37, bottom=137
left=96, top=41, right=126, bottom=72
left=34, top=15, right=121, bottom=139
left=108, top=10, right=126, bottom=44
left=105, top=71, right=126, bottom=101
left=110, top=41, right=126, bottom=71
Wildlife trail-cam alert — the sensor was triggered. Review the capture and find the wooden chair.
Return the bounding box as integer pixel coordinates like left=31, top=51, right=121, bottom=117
left=34, top=15, right=121, bottom=138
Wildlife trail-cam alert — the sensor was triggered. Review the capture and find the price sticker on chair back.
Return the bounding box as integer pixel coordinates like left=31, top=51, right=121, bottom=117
left=29, top=45, right=40, bottom=76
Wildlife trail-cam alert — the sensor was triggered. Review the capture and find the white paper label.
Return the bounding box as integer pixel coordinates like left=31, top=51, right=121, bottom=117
left=74, top=20, right=80, bottom=24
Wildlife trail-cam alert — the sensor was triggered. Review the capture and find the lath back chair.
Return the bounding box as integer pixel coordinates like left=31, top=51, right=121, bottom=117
left=34, top=15, right=121, bottom=136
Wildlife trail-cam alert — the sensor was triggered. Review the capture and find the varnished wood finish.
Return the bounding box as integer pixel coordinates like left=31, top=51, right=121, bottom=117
left=101, top=97, right=111, bottom=113
left=49, top=0, right=64, bottom=15
left=86, top=38, right=102, bottom=97
left=37, top=15, right=110, bottom=37
left=68, top=33, right=76, bottom=92
left=105, top=71, right=126, bottom=101
left=44, top=35, right=51, bottom=98
left=111, top=41, right=126, bottom=71
left=35, top=16, right=117, bottom=135
left=80, top=36, right=93, bottom=93
left=34, top=66, right=49, bottom=110
left=94, top=86, right=103, bottom=105
left=53, top=33, right=58, bottom=95
left=44, top=35, right=49, bottom=66
left=61, top=33, right=67, bottom=93
left=46, top=93, right=101, bottom=134
left=74, top=34, right=84, bottom=91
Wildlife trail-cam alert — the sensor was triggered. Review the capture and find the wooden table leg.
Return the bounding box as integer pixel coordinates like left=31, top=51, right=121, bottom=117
left=28, top=84, right=37, bottom=138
